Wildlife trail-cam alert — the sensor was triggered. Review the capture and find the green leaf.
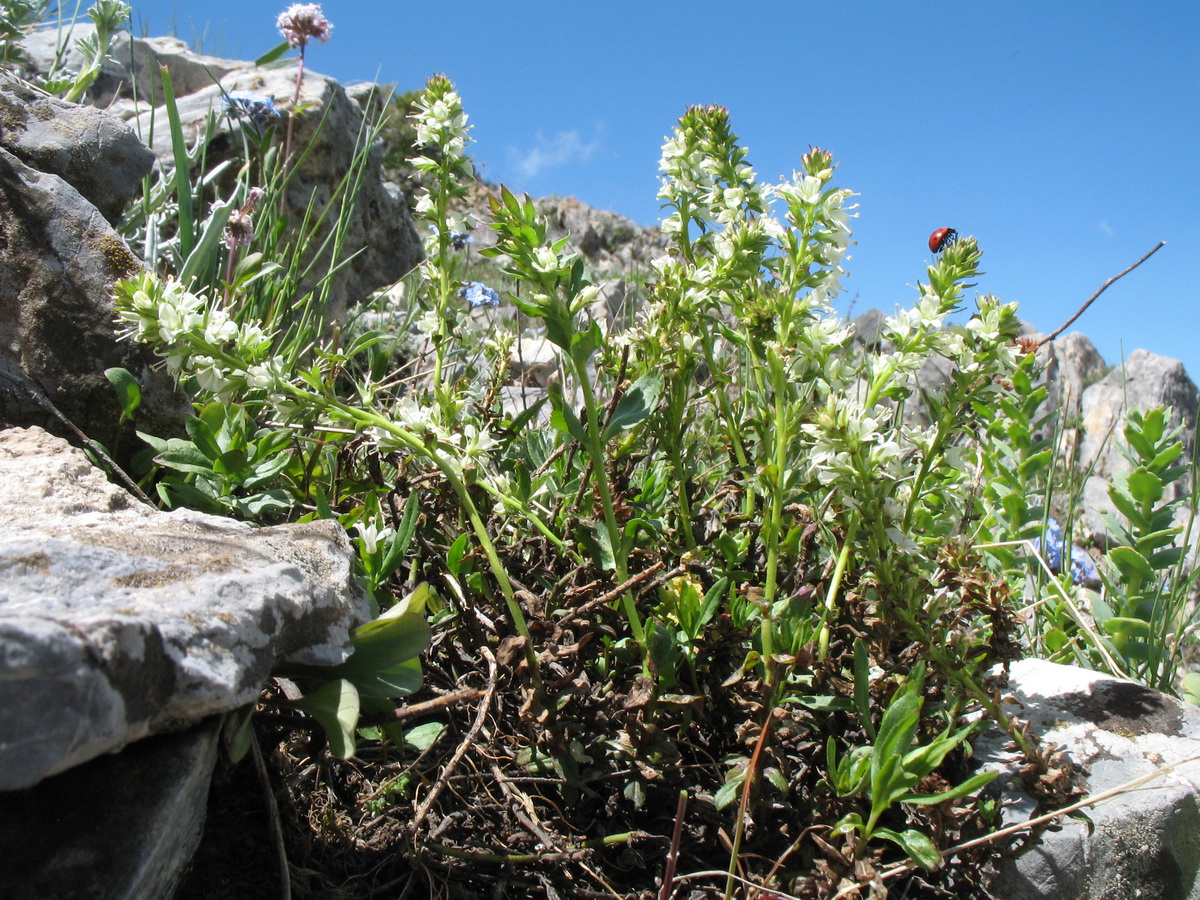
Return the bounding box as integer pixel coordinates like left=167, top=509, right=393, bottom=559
left=136, top=430, right=169, bottom=453
left=905, top=769, right=998, bottom=804
left=874, top=664, right=924, bottom=768
left=221, top=703, right=257, bottom=764
left=1182, top=673, right=1200, bottom=707
left=1100, top=616, right=1152, bottom=641
left=238, top=490, right=293, bottom=517
left=157, top=478, right=226, bottom=514
left=180, top=202, right=234, bottom=285
left=874, top=827, right=942, bottom=870
left=403, top=721, right=445, bottom=752
left=159, top=66, right=194, bottom=261
left=214, top=447, right=249, bottom=477
left=714, top=777, right=742, bottom=811
left=853, top=637, right=874, bottom=740
left=255, top=40, right=291, bottom=66
left=548, top=382, right=587, bottom=443
left=576, top=519, right=616, bottom=572
left=602, top=372, right=663, bottom=442
left=288, top=679, right=361, bottom=758
left=830, top=811, right=864, bottom=837
left=446, top=534, right=471, bottom=577
left=795, top=694, right=854, bottom=713
left=1107, top=546, right=1157, bottom=583
left=1126, top=469, right=1164, bottom=507
left=184, top=414, right=222, bottom=462
left=1149, top=442, right=1185, bottom=471
left=104, top=368, right=142, bottom=421
left=158, top=443, right=217, bottom=474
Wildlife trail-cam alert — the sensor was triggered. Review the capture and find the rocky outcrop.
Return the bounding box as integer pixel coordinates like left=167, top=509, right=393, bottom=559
left=0, top=426, right=369, bottom=791
left=20, top=24, right=422, bottom=320
left=0, top=78, right=185, bottom=449
left=1035, top=331, right=1110, bottom=427
left=19, top=25, right=244, bottom=113
left=0, top=72, right=154, bottom=223
left=980, top=659, right=1200, bottom=899
left=466, top=185, right=669, bottom=280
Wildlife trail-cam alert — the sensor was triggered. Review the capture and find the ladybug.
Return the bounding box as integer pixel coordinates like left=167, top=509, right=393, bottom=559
left=929, top=226, right=958, bottom=254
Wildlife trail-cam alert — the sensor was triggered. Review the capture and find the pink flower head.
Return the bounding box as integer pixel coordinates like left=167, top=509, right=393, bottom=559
left=223, top=188, right=267, bottom=249
left=276, top=4, right=332, bottom=48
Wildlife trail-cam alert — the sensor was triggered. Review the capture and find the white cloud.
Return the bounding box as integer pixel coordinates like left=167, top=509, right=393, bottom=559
left=1097, top=220, right=1114, bottom=237
left=506, top=127, right=603, bottom=181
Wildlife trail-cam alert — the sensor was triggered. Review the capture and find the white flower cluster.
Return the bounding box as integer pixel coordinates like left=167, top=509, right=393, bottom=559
left=658, top=106, right=771, bottom=236
left=410, top=75, right=478, bottom=271
left=113, top=272, right=282, bottom=400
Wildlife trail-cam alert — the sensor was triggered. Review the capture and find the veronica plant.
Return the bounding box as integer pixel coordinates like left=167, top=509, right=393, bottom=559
left=1092, top=406, right=1199, bottom=693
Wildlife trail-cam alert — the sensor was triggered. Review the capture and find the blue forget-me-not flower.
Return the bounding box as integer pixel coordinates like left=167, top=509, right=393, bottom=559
left=1041, top=518, right=1100, bottom=586
left=458, top=281, right=499, bottom=309
left=223, top=91, right=280, bottom=128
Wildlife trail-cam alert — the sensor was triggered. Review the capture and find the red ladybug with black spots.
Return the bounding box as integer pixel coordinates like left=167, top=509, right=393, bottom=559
left=929, top=227, right=958, bottom=254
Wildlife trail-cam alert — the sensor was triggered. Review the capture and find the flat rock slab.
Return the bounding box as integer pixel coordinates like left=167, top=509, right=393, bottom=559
left=0, top=716, right=221, bottom=900
left=0, top=426, right=369, bottom=790
left=980, top=658, right=1200, bottom=899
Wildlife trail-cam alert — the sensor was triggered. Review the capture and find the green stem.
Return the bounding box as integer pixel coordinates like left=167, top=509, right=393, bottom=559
left=573, top=353, right=647, bottom=651
left=759, top=361, right=792, bottom=678
left=817, top=516, right=859, bottom=662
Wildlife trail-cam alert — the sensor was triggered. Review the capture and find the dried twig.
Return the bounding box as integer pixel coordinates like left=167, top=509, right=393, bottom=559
left=556, top=561, right=678, bottom=628
left=659, top=790, right=688, bottom=900
left=357, top=686, right=483, bottom=727
left=490, top=759, right=557, bottom=849
left=1036, top=242, right=1166, bottom=348
left=410, top=647, right=498, bottom=834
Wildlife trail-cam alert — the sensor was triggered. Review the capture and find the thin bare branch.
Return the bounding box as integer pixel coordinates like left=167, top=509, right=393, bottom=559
left=1037, top=242, right=1166, bottom=348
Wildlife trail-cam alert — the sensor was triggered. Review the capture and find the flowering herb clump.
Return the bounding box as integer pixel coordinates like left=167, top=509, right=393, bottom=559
left=116, top=64, right=1133, bottom=899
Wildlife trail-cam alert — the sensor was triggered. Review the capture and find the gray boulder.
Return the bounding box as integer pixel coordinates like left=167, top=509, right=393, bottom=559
left=1034, top=331, right=1109, bottom=426
left=0, top=139, right=183, bottom=449
left=19, top=24, right=244, bottom=110
left=0, top=426, right=370, bottom=791
left=0, top=717, right=221, bottom=900
left=979, top=658, right=1200, bottom=899
left=0, top=72, right=154, bottom=223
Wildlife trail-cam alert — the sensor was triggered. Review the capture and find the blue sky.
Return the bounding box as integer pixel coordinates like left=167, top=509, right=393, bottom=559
left=128, top=1, right=1198, bottom=381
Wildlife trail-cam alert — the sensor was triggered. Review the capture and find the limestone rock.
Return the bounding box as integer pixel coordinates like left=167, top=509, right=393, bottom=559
left=0, top=73, right=155, bottom=223
left=0, top=427, right=370, bottom=791
left=0, top=717, right=221, bottom=900
left=1034, top=331, right=1109, bottom=426
left=978, top=659, right=1200, bottom=899
left=0, top=143, right=185, bottom=448
left=20, top=25, right=244, bottom=110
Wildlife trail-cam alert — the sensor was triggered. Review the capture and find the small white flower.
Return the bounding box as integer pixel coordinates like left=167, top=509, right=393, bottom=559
left=531, top=246, right=560, bottom=274
left=356, top=520, right=393, bottom=555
